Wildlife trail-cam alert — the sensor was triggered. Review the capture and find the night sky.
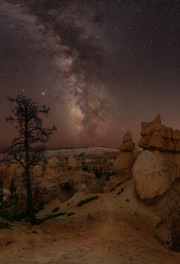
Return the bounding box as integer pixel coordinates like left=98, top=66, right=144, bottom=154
left=0, top=0, right=180, bottom=150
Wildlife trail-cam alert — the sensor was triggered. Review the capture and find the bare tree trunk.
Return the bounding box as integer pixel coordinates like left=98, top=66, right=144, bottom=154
left=25, top=110, right=36, bottom=225
left=25, top=167, right=36, bottom=225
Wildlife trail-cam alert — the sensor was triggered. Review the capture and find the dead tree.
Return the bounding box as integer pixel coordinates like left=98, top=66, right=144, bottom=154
left=5, top=94, right=56, bottom=225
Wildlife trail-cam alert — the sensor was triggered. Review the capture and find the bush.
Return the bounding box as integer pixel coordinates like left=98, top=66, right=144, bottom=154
left=117, top=188, right=124, bottom=195
left=110, top=187, right=116, bottom=192
left=77, top=196, right=99, bottom=207
left=51, top=207, right=60, bottom=213
left=67, top=212, right=75, bottom=217
left=0, top=195, right=22, bottom=222
left=36, top=212, right=66, bottom=224
left=0, top=198, right=44, bottom=222
left=1, top=207, right=29, bottom=222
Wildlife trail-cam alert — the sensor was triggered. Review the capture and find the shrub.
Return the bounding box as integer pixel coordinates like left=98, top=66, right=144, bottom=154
left=67, top=212, right=75, bottom=217
left=117, top=188, right=124, bottom=195
left=77, top=196, right=99, bottom=207
left=1, top=200, right=44, bottom=222
left=116, top=182, right=123, bottom=187
left=1, top=208, right=29, bottom=222
left=36, top=212, right=66, bottom=224
left=51, top=207, right=60, bottom=213
left=110, top=187, right=116, bottom=192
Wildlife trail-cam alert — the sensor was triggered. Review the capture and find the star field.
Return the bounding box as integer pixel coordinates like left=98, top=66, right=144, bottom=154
left=0, top=0, right=180, bottom=150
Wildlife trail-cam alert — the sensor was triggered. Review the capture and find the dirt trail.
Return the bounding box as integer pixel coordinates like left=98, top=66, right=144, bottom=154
left=0, top=211, right=179, bottom=264
left=0, top=180, right=179, bottom=264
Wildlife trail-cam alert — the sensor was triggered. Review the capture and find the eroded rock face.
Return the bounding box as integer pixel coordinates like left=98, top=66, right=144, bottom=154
left=0, top=159, right=103, bottom=208
left=48, top=157, right=60, bottom=168
left=57, top=170, right=103, bottom=198
left=120, top=131, right=135, bottom=151
left=114, top=152, right=135, bottom=172
left=133, top=151, right=175, bottom=199
left=139, top=114, right=180, bottom=152
left=114, top=131, right=135, bottom=174
left=33, top=170, right=104, bottom=205
left=138, top=115, right=180, bottom=184
left=0, top=162, right=24, bottom=188
left=68, top=156, right=77, bottom=169
left=171, top=216, right=180, bottom=251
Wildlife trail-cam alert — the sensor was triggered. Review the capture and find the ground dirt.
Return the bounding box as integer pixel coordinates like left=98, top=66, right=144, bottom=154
left=0, top=180, right=179, bottom=264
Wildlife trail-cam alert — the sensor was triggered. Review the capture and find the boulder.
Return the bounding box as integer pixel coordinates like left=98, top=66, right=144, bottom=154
left=133, top=151, right=175, bottom=199
left=114, top=152, right=135, bottom=172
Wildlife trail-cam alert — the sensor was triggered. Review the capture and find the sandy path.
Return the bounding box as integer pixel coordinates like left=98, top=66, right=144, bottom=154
left=0, top=180, right=179, bottom=264
left=0, top=213, right=179, bottom=264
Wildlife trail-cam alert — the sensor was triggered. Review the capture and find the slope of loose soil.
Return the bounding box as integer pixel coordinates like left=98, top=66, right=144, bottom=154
left=0, top=179, right=179, bottom=264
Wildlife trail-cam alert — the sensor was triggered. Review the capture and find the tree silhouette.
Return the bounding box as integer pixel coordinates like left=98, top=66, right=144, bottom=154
left=5, top=94, right=56, bottom=225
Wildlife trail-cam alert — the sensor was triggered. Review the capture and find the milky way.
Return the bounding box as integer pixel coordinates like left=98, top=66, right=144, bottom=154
left=0, top=0, right=180, bottom=149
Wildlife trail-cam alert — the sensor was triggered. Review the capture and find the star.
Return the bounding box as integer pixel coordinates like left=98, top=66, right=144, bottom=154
left=0, top=0, right=179, bottom=150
